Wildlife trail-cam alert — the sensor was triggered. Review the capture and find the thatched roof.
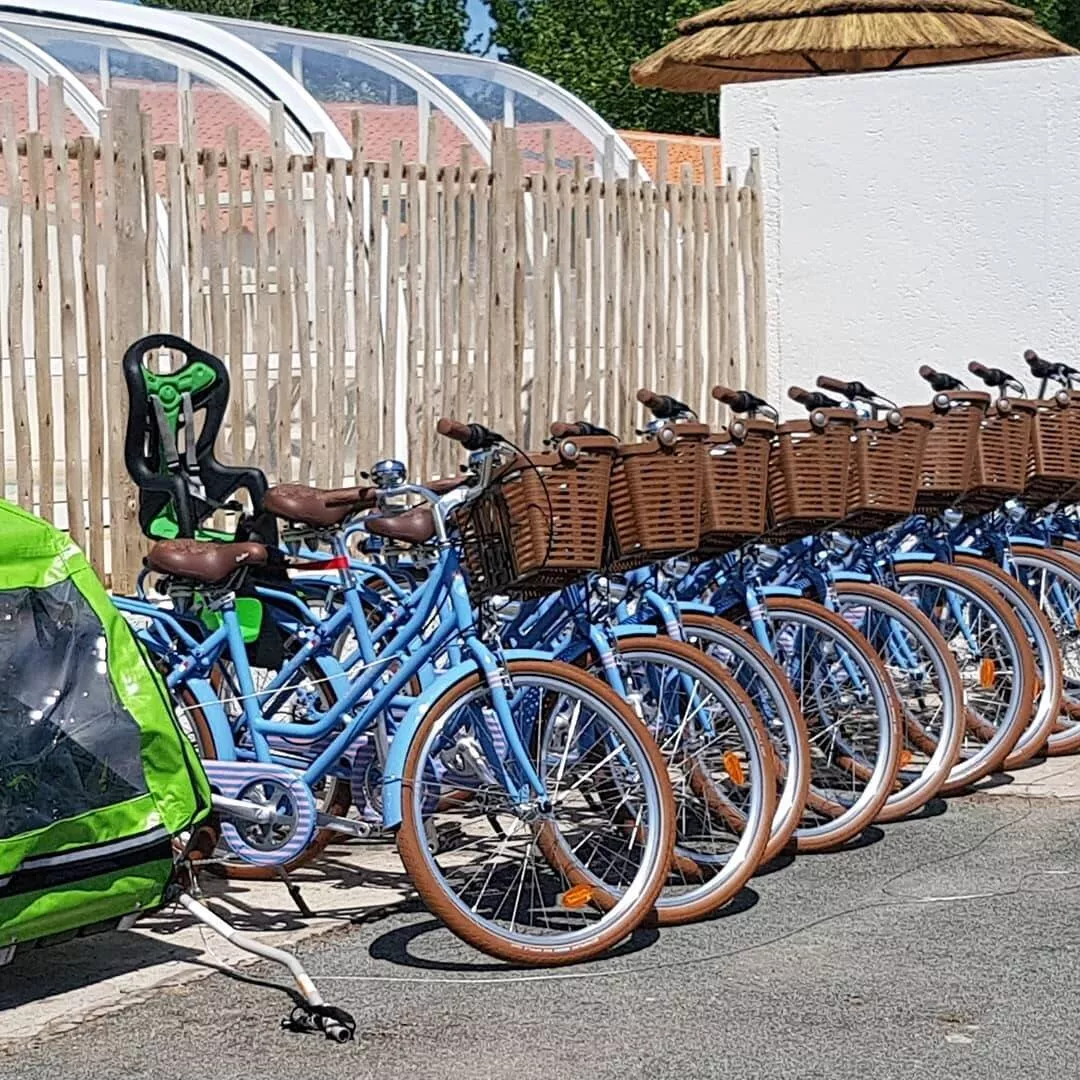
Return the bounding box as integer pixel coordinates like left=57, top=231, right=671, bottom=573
left=631, top=0, right=1077, bottom=90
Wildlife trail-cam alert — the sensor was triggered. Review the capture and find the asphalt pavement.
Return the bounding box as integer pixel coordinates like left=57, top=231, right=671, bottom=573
left=5, top=792, right=1080, bottom=1080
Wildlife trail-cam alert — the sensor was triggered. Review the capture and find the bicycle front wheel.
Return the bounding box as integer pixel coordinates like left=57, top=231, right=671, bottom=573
left=749, top=597, right=903, bottom=852
left=587, top=636, right=775, bottom=926
left=892, top=562, right=1035, bottom=791
left=395, top=658, right=675, bottom=966
left=1007, top=545, right=1080, bottom=755
left=679, top=613, right=811, bottom=863
left=833, top=581, right=964, bottom=821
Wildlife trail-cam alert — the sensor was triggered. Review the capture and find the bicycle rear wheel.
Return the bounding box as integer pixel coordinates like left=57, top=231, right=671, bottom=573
left=395, top=658, right=675, bottom=965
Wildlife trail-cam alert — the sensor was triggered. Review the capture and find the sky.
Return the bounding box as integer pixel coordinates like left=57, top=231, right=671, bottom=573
left=466, top=0, right=496, bottom=50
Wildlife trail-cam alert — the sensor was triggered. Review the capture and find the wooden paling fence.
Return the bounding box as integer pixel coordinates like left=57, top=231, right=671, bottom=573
left=0, top=82, right=766, bottom=589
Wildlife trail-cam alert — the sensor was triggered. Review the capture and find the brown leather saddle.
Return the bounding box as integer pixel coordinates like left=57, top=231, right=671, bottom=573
left=262, top=484, right=377, bottom=529
left=146, top=539, right=269, bottom=585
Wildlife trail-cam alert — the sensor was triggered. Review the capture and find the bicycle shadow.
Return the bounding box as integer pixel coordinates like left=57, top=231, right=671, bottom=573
left=367, top=916, right=663, bottom=974
left=365, top=885, right=760, bottom=973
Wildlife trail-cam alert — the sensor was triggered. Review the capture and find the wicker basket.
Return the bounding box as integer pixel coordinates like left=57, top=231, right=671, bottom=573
left=456, top=435, right=617, bottom=598
left=842, top=411, right=933, bottom=534
left=910, top=392, right=990, bottom=513
left=766, top=410, right=857, bottom=541
left=606, top=423, right=709, bottom=571
left=955, top=399, right=1036, bottom=514
left=698, top=418, right=774, bottom=554
left=1024, top=392, right=1080, bottom=507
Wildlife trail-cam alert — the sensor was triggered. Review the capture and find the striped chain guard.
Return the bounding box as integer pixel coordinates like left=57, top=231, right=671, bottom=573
left=203, top=760, right=317, bottom=867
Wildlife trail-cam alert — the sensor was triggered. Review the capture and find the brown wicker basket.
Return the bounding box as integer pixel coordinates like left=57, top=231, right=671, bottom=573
left=606, top=423, right=709, bottom=571
left=455, top=435, right=617, bottom=598
left=955, top=398, right=1036, bottom=514
left=910, top=392, right=990, bottom=513
left=1024, top=391, right=1080, bottom=507
left=766, top=409, right=858, bottom=540
left=842, top=411, right=933, bottom=534
left=698, top=418, right=774, bottom=554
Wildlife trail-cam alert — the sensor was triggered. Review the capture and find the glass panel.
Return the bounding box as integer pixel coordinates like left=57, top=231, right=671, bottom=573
left=0, top=580, right=147, bottom=838
left=382, top=48, right=598, bottom=171
left=217, top=22, right=482, bottom=165
left=7, top=20, right=276, bottom=150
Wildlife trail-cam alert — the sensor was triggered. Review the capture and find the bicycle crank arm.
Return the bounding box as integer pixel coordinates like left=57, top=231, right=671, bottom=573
left=316, top=812, right=374, bottom=839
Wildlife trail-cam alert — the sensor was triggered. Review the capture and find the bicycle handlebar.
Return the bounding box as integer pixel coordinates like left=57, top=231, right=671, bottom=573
left=1025, top=348, right=1079, bottom=381
left=967, top=360, right=1010, bottom=388
left=636, top=388, right=692, bottom=420
left=712, top=385, right=768, bottom=414
left=436, top=418, right=503, bottom=451
left=788, top=385, right=840, bottom=411
left=918, top=364, right=965, bottom=392
left=815, top=375, right=879, bottom=402
left=550, top=420, right=615, bottom=438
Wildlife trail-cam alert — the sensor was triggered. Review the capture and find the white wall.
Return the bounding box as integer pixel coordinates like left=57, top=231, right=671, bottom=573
left=721, top=56, right=1080, bottom=415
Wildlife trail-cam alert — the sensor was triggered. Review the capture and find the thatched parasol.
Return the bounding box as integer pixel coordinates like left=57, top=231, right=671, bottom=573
left=631, top=0, right=1077, bottom=90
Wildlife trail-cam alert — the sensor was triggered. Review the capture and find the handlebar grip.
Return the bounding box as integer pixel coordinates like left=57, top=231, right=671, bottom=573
left=550, top=421, right=583, bottom=438
left=815, top=375, right=852, bottom=396
left=711, top=385, right=741, bottom=407
left=636, top=387, right=691, bottom=420
left=550, top=420, right=615, bottom=438
left=788, top=386, right=840, bottom=410
left=437, top=418, right=501, bottom=451
left=919, top=364, right=965, bottom=392
left=712, top=385, right=769, bottom=415
left=1024, top=349, right=1056, bottom=379
left=437, top=418, right=473, bottom=443
left=968, top=361, right=1010, bottom=388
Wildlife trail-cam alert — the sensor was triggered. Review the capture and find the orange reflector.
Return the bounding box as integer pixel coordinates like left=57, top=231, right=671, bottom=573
left=724, top=751, right=746, bottom=786
left=899, top=750, right=913, bottom=769
left=979, top=658, right=997, bottom=689
left=560, top=884, right=594, bottom=910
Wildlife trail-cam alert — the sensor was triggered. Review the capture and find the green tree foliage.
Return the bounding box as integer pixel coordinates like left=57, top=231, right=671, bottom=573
left=145, top=0, right=470, bottom=53
left=486, top=0, right=1080, bottom=136
left=1030, top=0, right=1080, bottom=49
left=486, top=0, right=717, bottom=135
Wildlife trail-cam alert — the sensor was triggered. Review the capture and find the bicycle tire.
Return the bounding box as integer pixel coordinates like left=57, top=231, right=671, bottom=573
left=1006, top=544, right=1080, bottom=755
left=892, top=561, right=1036, bottom=791
left=678, top=613, right=811, bottom=863
left=747, top=597, right=903, bottom=852
left=832, top=581, right=965, bottom=821
left=953, top=554, right=1062, bottom=768
left=396, top=658, right=675, bottom=965
left=582, top=636, right=775, bottom=925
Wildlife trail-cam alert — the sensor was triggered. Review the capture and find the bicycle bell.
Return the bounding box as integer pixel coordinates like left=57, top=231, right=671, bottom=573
left=371, top=459, right=407, bottom=489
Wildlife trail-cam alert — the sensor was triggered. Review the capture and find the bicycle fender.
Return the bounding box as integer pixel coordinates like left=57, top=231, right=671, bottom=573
left=675, top=601, right=715, bottom=617
left=829, top=570, right=873, bottom=583
left=759, top=584, right=803, bottom=598
left=890, top=550, right=936, bottom=563
left=381, top=647, right=553, bottom=828
left=311, top=653, right=353, bottom=704
left=184, top=677, right=237, bottom=760
left=611, top=622, right=658, bottom=640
